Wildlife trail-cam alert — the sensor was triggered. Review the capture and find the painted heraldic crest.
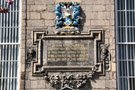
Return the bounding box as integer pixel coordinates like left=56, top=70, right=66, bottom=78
left=55, top=2, right=81, bottom=35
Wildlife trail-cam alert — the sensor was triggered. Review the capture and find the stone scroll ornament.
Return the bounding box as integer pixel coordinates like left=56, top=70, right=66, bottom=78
left=55, top=2, right=81, bottom=35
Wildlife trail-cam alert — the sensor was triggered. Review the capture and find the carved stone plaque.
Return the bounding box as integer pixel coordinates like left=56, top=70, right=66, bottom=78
left=44, top=39, right=94, bottom=66
left=30, top=29, right=112, bottom=89
left=32, top=30, right=105, bottom=75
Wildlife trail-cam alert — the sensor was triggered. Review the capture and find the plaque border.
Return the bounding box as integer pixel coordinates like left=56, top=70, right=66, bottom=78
left=32, top=29, right=104, bottom=76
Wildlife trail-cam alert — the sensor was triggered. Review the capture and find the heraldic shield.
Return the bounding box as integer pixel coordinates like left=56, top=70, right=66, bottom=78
left=55, top=2, right=81, bottom=35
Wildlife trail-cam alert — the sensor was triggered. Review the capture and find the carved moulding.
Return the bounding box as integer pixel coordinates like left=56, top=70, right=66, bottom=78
left=31, top=29, right=110, bottom=89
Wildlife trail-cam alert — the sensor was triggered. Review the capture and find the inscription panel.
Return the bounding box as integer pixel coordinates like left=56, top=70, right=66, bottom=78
left=43, top=39, right=95, bottom=66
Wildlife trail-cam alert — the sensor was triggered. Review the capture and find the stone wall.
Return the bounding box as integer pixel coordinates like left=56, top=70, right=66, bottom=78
left=20, top=0, right=116, bottom=90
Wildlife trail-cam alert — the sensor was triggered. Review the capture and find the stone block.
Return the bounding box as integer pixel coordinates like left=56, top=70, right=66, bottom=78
left=25, top=80, right=31, bottom=88
left=27, top=20, right=44, bottom=27
left=22, top=5, right=30, bottom=12
left=56, top=0, right=82, bottom=3
left=111, top=12, right=115, bottom=19
left=91, top=20, right=109, bottom=26
left=45, top=20, right=55, bottom=26
left=84, top=20, right=91, bottom=26
left=112, top=72, right=116, bottom=80
left=86, top=5, right=105, bottom=11
left=112, top=63, right=116, bottom=72
left=35, top=0, right=46, bottom=4
left=91, top=80, right=105, bottom=89
left=81, top=5, right=86, bottom=11
left=111, top=50, right=116, bottom=63
left=41, top=12, right=55, bottom=19
left=102, top=0, right=112, bottom=5
left=45, top=0, right=55, bottom=4
left=47, top=5, right=55, bottom=12
left=106, top=80, right=116, bottom=89
left=98, top=12, right=104, bottom=20
left=104, top=12, right=111, bottom=20
left=31, top=80, right=45, bottom=89
left=86, top=12, right=98, bottom=19
left=27, top=0, right=35, bottom=4
left=82, top=0, right=102, bottom=5
left=30, top=12, right=40, bottom=19
left=106, top=5, right=115, bottom=11
left=47, top=27, right=55, bottom=34
left=22, top=12, right=30, bottom=20
left=30, top=5, right=46, bottom=12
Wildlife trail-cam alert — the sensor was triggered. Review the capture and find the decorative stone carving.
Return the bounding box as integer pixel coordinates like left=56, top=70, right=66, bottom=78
left=45, top=73, right=89, bottom=89
left=31, top=29, right=104, bottom=75
left=30, top=29, right=111, bottom=89
left=55, top=2, right=81, bottom=34
left=100, top=44, right=111, bottom=71
left=26, top=49, right=36, bottom=68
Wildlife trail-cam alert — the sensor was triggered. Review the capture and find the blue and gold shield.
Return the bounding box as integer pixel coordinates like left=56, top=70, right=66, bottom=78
left=64, top=17, right=72, bottom=26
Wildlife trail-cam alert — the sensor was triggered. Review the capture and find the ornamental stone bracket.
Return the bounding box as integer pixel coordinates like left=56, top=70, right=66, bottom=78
left=29, top=28, right=111, bottom=89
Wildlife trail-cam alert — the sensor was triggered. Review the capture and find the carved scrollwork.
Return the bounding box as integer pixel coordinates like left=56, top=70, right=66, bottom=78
left=26, top=49, right=36, bottom=68
left=45, top=73, right=89, bottom=89
left=100, top=44, right=111, bottom=71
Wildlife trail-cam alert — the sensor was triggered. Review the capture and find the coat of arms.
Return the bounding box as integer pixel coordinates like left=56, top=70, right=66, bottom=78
left=55, top=2, right=80, bottom=35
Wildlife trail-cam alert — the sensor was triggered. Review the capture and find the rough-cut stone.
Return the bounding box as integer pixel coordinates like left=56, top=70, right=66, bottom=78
left=27, top=0, right=35, bottom=4
left=41, top=12, right=55, bottom=19
left=45, top=20, right=55, bottom=26
left=112, top=63, right=116, bottom=72
left=106, top=80, right=116, bottom=89
left=45, top=0, right=55, bottom=4
left=106, top=5, right=115, bottom=11
left=31, top=80, right=45, bottom=89
left=84, top=20, right=91, bottom=26
left=30, top=5, right=46, bottom=11
left=82, top=0, right=102, bottom=5
left=47, top=5, right=55, bottom=11
left=27, top=20, right=44, bottom=26
left=86, top=5, right=105, bottom=11
left=91, top=20, right=109, bottom=26
left=86, top=12, right=98, bottom=19
left=30, top=12, right=40, bottom=19
left=35, top=0, right=46, bottom=4
left=91, top=80, right=106, bottom=89
left=112, top=72, right=116, bottom=80
left=25, top=80, right=31, bottom=88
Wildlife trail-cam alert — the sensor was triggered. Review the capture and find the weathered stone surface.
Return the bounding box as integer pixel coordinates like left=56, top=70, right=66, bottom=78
left=106, top=80, right=116, bottom=89
left=86, top=5, right=105, bottom=11
left=56, top=0, right=82, bottom=3
left=27, top=0, right=35, bottom=4
left=45, top=20, right=55, bottom=26
left=31, top=80, right=45, bottom=89
left=41, top=12, right=55, bottom=19
left=45, top=0, right=55, bottom=4
left=112, top=63, right=116, bottom=72
left=86, top=12, right=98, bottom=19
left=35, top=0, right=46, bottom=4
left=91, top=80, right=106, bottom=89
left=91, top=20, right=109, bottom=26
left=30, top=12, right=40, bottom=19
left=47, top=5, right=55, bottom=11
left=30, top=5, right=46, bottom=11
left=82, top=0, right=102, bottom=5
left=27, top=20, right=44, bottom=26
left=25, top=80, right=31, bottom=88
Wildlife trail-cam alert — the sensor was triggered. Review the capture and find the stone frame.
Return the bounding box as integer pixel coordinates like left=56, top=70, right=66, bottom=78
left=31, top=29, right=105, bottom=76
